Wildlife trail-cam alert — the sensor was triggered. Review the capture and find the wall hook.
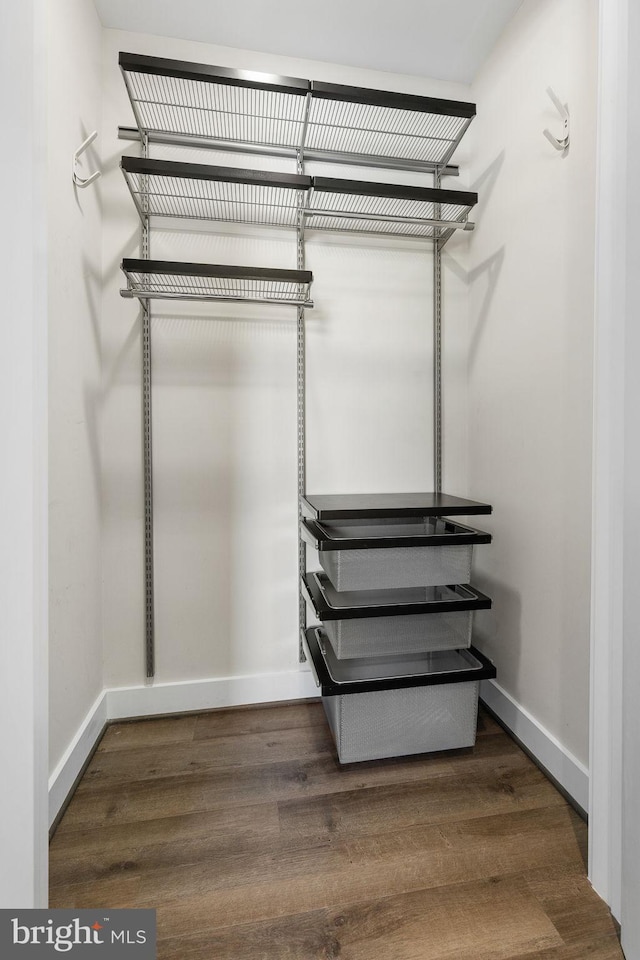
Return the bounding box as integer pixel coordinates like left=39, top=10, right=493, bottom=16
left=73, top=131, right=101, bottom=188
left=543, top=87, right=570, bottom=151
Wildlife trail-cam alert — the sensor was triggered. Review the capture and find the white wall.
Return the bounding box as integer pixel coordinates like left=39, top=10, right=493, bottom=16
left=589, top=0, right=625, bottom=915
left=47, top=0, right=104, bottom=775
left=622, top=0, right=640, bottom=949
left=468, top=0, right=597, bottom=766
left=0, top=0, right=48, bottom=908
left=590, top=1, right=640, bottom=941
left=100, top=29, right=471, bottom=692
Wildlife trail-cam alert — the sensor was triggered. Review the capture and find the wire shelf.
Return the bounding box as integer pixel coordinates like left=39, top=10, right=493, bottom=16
left=307, top=82, right=474, bottom=166
left=120, top=259, right=314, bottom=306
left=119, top=53, right=476, bottom=171
left=121, top=157, right=310, bottom=227
left=308, top=176, right=476, bottom=239
left=120, top=158, right=477, bottom=240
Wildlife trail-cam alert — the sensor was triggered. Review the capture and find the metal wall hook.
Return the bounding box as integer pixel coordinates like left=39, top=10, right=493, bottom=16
left=73, top=131, right=101, bottom=188
left=543, top=87, right=570, bottom=151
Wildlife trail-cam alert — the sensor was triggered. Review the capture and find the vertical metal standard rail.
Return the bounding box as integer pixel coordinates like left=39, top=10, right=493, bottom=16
left=141, top=132, right=155, bottom=679
left=433, top=168, right=443, bottom=494
left=431, top=109, right=472, bottom=493
left=297, top=92, right=312, bottom=662
left=297, top=149, right=307, bottom=662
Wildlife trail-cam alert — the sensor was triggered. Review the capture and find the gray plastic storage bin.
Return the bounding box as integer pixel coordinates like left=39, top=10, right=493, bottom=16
left=324, top=608, right=473, bottom=658
left=323, top=680, right=479, bottom=763
left=302, top=575, right=492, bottom=661
left=322, top=581, right=474, bottom=658
left=321, top=542, right=472, bottom=591
left=302, top=516, right=492, bottom=592
left=305, top=632, right=492, bottom=763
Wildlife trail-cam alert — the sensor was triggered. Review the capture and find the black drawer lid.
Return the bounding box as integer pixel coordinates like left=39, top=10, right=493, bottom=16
left=304, top=627, right=496, bottom=696
left=300, top=492, right=492, bottom=520
left=302, top=572, right=491, bottom=621
left=301, top=516, right=492, bottom=551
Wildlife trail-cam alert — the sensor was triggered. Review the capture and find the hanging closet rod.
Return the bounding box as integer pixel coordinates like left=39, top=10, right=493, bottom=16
left=304, top=208, right=474, bottom=230
left=117, top=127, right=460, bottom=176
left=121, top=291, right=313, bottom=306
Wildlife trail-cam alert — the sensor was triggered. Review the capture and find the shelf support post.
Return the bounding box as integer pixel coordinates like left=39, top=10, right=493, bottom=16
left=141, top=131, right=155, bottom=679
left=296, top=138, right=309, bottom=662
left=433, top=168, right=443, bottom=493
left=297, top=95, right=312, bottom=662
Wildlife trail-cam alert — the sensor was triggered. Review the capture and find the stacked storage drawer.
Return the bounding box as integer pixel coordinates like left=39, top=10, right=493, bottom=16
left=301, top=492, right=496, bottom=763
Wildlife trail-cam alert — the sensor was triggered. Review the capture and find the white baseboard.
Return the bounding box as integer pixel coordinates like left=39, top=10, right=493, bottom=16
left=49, top=668, right=319, bottom=826
left=49, top=672, right=589, bottom=828
left=48, top=691, right=108, bottom=828
left=481, top=678, right=589, bottom=814
left=106, top=667, right=319, bottom=720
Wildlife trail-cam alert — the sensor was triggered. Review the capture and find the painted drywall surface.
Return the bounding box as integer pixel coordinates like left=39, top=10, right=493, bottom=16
left=47, top=0, right=104, bottom=775
left=622, top=0, right=640, bottom=948
left=0, top=0, right=49, bottom=909
left=467, top=0, right=597, bottom=765
left=101, top=29, right=471, bottom=687
left=93, top=0, right=524, bottom=85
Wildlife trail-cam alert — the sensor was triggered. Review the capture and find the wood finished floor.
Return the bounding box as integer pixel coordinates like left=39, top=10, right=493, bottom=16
left=49, top=702, right=623, bottom=960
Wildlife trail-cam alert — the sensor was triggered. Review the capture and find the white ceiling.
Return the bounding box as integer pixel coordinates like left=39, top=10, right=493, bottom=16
left=93, top=0, right=524, bottom=85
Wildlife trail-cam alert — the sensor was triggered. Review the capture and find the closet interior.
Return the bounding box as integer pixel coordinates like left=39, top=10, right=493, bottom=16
left=117, top=50, right=496, bottom=762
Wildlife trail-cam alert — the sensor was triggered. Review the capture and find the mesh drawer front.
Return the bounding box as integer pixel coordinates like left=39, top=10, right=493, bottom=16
left=319, top=544, right=473, bottom=591
left=323, top=681, right=479, bottom=763
left=324, top=609, right=473, bottom=659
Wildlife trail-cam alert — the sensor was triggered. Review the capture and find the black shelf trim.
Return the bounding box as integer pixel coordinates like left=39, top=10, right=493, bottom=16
left=122, top=259, right=313, bottom=284
left=305, top=628, right=496, bottom=696
left=300, top=492, right=492, bottom=520
left=119, top=52, right=310, bottom=97
left=120, top=157, right=475, bottom=208
left=310, top=176, right=476, bottom=207
left=301, top=517, right=492, bottom=551
left=311, top=80, right=476, bottom=119
left=119, top=53, right=477, bottom=118
left=121, top=156, right=312, bottom=191
left=302, top=572, right=492, bottom=621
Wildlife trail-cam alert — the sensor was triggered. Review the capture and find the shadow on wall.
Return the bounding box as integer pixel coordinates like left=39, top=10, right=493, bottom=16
left=444, top=152, right=506, bottom=367
left=472, top=565, right=522, bottom=698
left=466, top=246, right=505, bottom=370
left=102, top=310, right=298, bottom=391
left=466, top=151, right=507, bottom=368
left=105, top=226, right=140, bottom=285
left=445, top=150, right=505, bottom=370
left=445, top=152, right=507, bottom=371
left=471, top=150, right=505, bottom=204
left=445, top=243, right=505, bottom=372
left=78, top=251, right=103, bottom=509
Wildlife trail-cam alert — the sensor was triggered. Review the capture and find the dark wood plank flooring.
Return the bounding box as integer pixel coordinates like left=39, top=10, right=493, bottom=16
left=49, top=702, right=622, bottom=960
